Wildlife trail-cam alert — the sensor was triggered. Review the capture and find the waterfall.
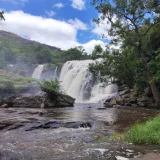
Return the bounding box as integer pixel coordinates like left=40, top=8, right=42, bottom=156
left=32, top=65, right=44, bottom=79
left=54, top=66, right=58, bottom=79
left=60, top=60, right=118, bottom=103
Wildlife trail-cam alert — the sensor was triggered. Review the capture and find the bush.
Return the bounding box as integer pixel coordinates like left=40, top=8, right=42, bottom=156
left=127, top=116, right=160, bottom=145
left=38, top=80, right=62, bottom=95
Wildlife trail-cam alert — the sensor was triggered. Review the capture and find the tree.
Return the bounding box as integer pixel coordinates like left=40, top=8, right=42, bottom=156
left=0, top=11, right=5, bottom=20
left=92, top=0, right=160, bottom=105
left=91, top=45, right=103, bottom=60
left=63, top=46, right=90, bottom=61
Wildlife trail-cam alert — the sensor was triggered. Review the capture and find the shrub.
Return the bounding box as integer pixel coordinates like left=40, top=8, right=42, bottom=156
left=38, top=79, right=62, bottom=95
left=127, top=116, right=160, bottom=145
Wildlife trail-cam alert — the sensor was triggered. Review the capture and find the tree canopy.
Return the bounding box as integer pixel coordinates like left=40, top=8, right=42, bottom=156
left=91, top=0, right=160, bottom=105
left=0, top=11, right=5, bottom=20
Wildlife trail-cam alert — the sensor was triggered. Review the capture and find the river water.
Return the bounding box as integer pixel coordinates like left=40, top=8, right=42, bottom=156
left=0, top=104, right=159, bottom=160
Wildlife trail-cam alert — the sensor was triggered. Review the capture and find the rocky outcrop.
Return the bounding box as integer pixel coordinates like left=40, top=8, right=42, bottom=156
left=104, top=86, right=156, bottom=108
left=0, top=93, right=75, bottom=108
left=43, top=94, right=75, bottom=108
left=0, top=95, right=43, bottom=108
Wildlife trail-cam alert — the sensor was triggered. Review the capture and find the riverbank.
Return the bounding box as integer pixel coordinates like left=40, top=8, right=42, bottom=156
left=104, top=85, right=159, bottom=108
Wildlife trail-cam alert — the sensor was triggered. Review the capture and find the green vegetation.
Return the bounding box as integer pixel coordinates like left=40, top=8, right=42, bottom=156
left=0, top=69, right=35, bottom=91
left=0, top=31, right=90, bottom=69
left=127, top=116, right=160, bottom=145
left=0, top=11, right=5, bottom=20
left=91, top=0, right=160, bottom=103
left=38, top=80, right=62, bottom=95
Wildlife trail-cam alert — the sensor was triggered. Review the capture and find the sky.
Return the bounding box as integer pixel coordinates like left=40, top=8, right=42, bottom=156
left=0, top=0, right=111, bottom=54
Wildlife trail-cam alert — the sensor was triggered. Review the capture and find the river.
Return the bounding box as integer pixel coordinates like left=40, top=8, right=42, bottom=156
left=0, top=104, right=159, bottom=160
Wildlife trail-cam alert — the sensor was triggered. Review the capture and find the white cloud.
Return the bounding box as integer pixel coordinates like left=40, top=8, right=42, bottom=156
left=92, top=20, right=112, bottom=40
left=45, top=11, right=56, bottom=17
left=68, top=18, right=88, bottom=30
left=92, top=14, right=118, bottom=40
left=0, top=11, right=106, bottom=54
left=71, top=0, right=85, bottom=10
left=0, top=0, right=27, bottom=4
left=53, top=3, right=64, bottom=8
left=83, top=40, right=106, bottom=54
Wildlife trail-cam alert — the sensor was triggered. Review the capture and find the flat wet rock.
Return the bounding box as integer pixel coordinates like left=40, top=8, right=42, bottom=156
left=132, top=153, right=160, bottom=160
left=25, top=121, right=92, bottom=131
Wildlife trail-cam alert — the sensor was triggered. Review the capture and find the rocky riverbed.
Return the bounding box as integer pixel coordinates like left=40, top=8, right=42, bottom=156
left=0, top=104, right=160, bottom=160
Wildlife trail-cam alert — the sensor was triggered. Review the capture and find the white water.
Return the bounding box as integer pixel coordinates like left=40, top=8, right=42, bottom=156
left=60, top=60, right=118, bottom=103
left=54, top=66, right=58, bottom=79
left=32, top=65, right=44, bottom=79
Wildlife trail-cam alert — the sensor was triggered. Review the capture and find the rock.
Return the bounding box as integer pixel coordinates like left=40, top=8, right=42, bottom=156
left=119, top=89, right=130, bottom=96
left=0, top=95, right=43, bottom=108
left=0, top=103, right=8, bottom=108
left=115, top=156, right=129, bottom=160
left=113, top=105, right=122, bottom=108
left=107, top=156, right=117, bottom=160
left=122, top=94, right=130, bottom=99
left=137, top=102, right=145, bottom=107
left=144, top=87, right=152, bottom=97
left=110, top=98, right=117, bottom=105
left=132, top=153, right=160, bottom=160
left=105, top=98, right=113, bottom=102
left=137, top=96, right=150, bottom=102
left=118, top=85, right=128, bottom=92
left=44, top=94, right=75, bottom=108
left=0, top=93, right=75, bottom=108
left=124, top=103, right=132, bottom=106
left=97, top=107, right=107, bottom=110
left=25, top=121, right=92, bottom=131
left=0, top=117, right=31, bottom=130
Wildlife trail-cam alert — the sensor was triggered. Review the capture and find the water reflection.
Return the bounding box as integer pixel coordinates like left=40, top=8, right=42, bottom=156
left=45, top=104, right=159, bottom=133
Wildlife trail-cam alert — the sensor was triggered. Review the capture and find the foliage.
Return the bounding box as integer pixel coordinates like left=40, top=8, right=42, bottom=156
left=127, top=116, right=160, bottom=145
left=91, top=45, right=103, bottom=60
left=0, top=11, right=5, bottom=20
left=0, top=31, right=90, bottom=69
left=62, top=46, right=91, bottom=61
left=38, top=80, right=62, bottom=95
left=89, top=46, right=149, bottom=91
left=90, top=0, right=160, bottom=95
left=0, top=69, right=35, bottom=95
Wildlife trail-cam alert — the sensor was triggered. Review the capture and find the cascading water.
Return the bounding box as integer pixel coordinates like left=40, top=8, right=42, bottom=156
left=60, top=60, right=118, bottom=103
left=32, top=64, right=44, bottom=79
left=54, top=66, right=58, bottom=79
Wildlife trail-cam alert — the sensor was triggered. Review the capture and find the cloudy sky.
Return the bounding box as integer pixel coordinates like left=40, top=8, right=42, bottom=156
left=0, top=0, right=110, bottom=54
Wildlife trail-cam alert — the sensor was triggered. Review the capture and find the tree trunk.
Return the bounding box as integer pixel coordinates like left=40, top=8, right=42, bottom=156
left=140, top=52, right=160, bottom=106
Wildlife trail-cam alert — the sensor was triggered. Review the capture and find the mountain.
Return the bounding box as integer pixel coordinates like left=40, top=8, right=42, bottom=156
left=0, top=30, right=63, bottom=68
left=0, top=30, right=61, bottom=51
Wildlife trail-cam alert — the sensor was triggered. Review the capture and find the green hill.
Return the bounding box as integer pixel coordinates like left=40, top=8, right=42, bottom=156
left=0, top=30, right=63, bottom=68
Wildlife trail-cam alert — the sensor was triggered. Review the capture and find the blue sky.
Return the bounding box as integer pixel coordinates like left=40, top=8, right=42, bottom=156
left=0, top=0, right=111, bottom=53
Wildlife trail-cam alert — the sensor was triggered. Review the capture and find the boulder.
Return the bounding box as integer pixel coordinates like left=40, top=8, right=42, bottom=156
left=25, top=121, right=92, bottom=131
left=144, top=87, right=152, bottom=97
left=0, top=93, right=75, bottom=108
left=119, top=89, right=130, bottom=96
left=43, top=94, right=75, bottom=108
left=0, top=95, right=43, bottom=108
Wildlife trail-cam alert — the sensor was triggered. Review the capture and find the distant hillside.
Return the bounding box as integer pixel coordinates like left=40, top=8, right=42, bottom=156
left=0, top=30, right=91, bottom=76
left=0, top=30, right=61, bottom=51
left=0, top=30, right=63, bottom=68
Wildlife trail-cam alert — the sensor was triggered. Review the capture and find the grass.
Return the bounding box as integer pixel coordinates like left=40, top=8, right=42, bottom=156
left=127, top=115, right=160, bottom=145
left=0, top=69, right=36, bottom=90
left=111, top=133, right=126, bottom=142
